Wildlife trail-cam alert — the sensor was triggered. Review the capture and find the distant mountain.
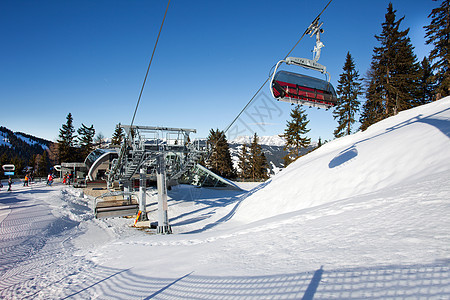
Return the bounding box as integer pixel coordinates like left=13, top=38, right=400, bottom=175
left=0, top=126, right=53, bottom=173
left=229, top=135, right=318, bottom=176
left=230, top=135, right=286, bottom=147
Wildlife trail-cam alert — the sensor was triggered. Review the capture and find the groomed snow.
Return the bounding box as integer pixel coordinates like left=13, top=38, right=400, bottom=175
left=0, top=98, right=449, bottom=298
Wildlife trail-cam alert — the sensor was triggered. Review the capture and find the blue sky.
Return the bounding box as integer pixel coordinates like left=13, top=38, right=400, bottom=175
left=1, top=0, right=435, bottom=143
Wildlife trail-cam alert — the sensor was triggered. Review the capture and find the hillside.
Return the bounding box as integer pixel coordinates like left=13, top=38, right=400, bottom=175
left=0, top=126, right=52, bottom=172
left=233, top=97, right=450, bottom=223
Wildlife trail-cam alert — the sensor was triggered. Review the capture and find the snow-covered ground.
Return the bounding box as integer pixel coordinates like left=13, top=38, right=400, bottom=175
left=0, top=98, right=449, bottom=299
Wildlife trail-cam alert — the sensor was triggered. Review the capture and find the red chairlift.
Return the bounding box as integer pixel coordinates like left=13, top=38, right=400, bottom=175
left=270, top=19, right=338, bottom=109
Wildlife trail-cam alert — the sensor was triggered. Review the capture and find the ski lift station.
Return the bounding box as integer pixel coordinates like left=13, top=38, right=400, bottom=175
left=83, top=125, right=239, bottom=234
left=81, top=14, right=337, bottom=234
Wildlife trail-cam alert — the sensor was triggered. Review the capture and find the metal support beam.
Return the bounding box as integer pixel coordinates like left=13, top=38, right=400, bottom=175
left=123, top=180, right=130, bottom=200
left=120, top=125, right=196, bottom=135
left=138, top=168, right=149, bottom=221
left=156, top=155, right=172, bottom=234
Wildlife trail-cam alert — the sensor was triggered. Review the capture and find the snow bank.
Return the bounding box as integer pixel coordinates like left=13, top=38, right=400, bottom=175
left=233, top=97, right=450, bottom=223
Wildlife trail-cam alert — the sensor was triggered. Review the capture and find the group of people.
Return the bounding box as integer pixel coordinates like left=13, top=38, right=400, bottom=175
left=62, top=172, right=73, bottom=185
left=1, top=170, right=78, bottom=191
left=1, top=172, right=57, bottom=192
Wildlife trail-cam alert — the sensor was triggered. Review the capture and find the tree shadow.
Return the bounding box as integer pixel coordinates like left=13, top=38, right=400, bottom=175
left=328, top=147, right=358, bottom=168
left=181, top=181, right=272, bottom=234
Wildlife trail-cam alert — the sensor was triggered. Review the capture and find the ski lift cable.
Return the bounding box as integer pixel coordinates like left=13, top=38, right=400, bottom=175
left=223, top=0, right=333, bottom=136
left=130, top=0, right=171, bottom=129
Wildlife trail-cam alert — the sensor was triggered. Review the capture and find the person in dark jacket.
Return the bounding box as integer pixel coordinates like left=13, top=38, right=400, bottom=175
left=7, top=177, right=12, bottom=191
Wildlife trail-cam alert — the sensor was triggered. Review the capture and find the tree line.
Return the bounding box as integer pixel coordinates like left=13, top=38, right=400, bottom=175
left=337, top=1, right=448, bottom=134
left=204, top=129, right=269, bottom=182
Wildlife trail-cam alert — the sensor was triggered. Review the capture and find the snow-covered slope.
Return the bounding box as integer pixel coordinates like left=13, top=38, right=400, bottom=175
left=15, top=133, right=49, bottom=150
left=233, top=98, right=450, bottom=223
left=0, top=132, right=12, bottom=148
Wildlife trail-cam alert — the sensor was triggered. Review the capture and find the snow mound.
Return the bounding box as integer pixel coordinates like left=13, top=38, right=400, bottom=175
left=233, top=97, right=450, bottom=224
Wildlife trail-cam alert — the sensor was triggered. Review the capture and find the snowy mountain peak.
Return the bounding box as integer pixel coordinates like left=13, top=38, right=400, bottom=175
left=230, top=135, right=286, bottom=146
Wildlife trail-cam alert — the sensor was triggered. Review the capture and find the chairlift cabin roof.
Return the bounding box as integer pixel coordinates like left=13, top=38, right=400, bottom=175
left=271, top=70, right=338, bottom=109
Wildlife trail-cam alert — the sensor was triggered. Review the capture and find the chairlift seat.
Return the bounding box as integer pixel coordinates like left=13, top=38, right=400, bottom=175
left=271, top=70, right=338, bottom=109
left=272, top=71, right=338, bottom=108
left=94, top=192, right=139, bottom=219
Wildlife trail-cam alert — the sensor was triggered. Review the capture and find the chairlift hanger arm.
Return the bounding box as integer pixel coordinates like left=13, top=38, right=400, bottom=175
left=285, top=57, right=326, bottom=74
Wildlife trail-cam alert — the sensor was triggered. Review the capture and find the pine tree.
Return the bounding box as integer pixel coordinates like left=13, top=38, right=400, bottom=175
left=249, top=133, right=268, bottom=181
left=418, top=57, right=436, bottom=104
left=47, top=143, right=59, bottom=166
left=237, top=143, right=250, bottom=180
left=206, top=129, right=235, bottom=179
left=57, top=113, right=76, bottom=163
left=77, top=123, right=95, bottom=159
left=35, top=151, right=49, bottom=177
left=363, top=3, right=420, bottom=130
left=111, top=124, right=125, bottom=146
left=424, top=0, right=450, bottom=99
left=333, top=52, right=362, bottom=138
left=281, top=105, right=311, bottom=166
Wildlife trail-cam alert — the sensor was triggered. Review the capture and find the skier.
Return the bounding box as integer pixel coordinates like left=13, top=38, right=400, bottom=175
left=23, top=174, right=29, bottom=187
left=47, top=174, right=53, bottom=186
left=7, top=177, right=12, bottom=192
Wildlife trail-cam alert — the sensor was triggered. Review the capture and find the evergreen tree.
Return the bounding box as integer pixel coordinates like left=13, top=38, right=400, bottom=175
left=360, top=68, right=385, bottom=131
left=206, top=129, right=235, bottom=179
left=363, top=3, right=420, bottom=130
left=111, top=124, right=125, bottom=146
left=47, top=143, right=59, bottom=166
left=57, top=113, right=76, bottom=163
left=424, top=0, right=450, bottom=99
left=418, top=57, right=436, bottom=104
left=281, top=105, right=311, bottom=166
left=77, top=123, right=95, bottom=159
left=237, top=143, right=250, bottom=180
left=333, top=52, right=362, bottom=138
left=35, top=151, right=49, bottom=177
left=249, top=134, right=269, bottom=181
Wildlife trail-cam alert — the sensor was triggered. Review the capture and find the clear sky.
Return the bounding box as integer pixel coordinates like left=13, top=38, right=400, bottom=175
left=1, top=0, right=435, bottom=143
